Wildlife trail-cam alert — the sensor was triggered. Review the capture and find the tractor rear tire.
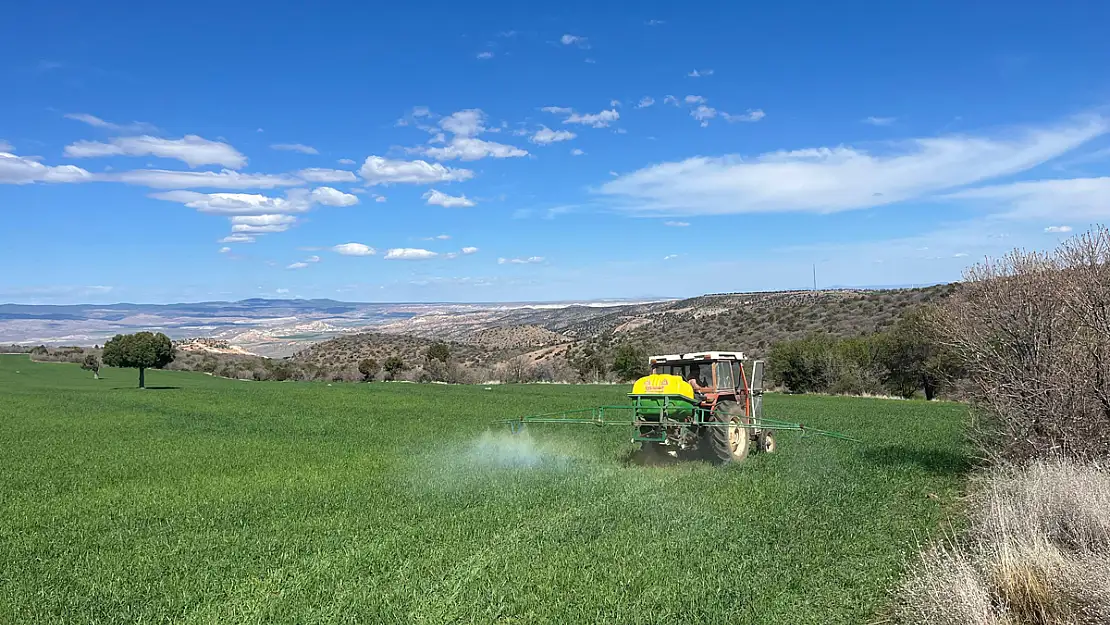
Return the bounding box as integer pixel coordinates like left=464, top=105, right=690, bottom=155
left=708, top=401, right=750, bottom=464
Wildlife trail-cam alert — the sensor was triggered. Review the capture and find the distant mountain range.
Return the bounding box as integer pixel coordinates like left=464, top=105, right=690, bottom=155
left=0, top=285, right=957, bottom=360
left=0, top=297, right=672, bottom=357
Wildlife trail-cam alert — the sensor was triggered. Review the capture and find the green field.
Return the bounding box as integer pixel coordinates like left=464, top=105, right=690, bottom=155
left=0, top=355, right=969, bottom=624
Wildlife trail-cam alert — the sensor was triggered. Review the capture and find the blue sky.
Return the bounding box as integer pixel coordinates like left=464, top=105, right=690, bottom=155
left=3, top=1, right=1109, bottom=304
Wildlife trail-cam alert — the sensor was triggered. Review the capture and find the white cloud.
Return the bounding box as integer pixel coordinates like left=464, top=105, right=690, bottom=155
left=219, top=246, right=231, bottom=254
left=943, top=177, right=1110, bottom=220
left=0, top=152, right=94, bottom=184
left=688, top=69, right=714, bottom=77
left=663, top=254, right=679, bottom=260
left=663, top=95, right=679, bottom=106
left=543, top=105, right=620, bottom=128
left=498, top=256, right=544, bottom=264
left=560, top=34, right=586, bottom=46
left=440, top=109, right=486, bottom=137
left=598, top=114, right=1108, bottom=216
left=113, top=169, right=301, bottom=189
left=477, top=51, right=494, bottom=59
left=310, top=186, right=358, bottom=206
left=571, top=148, right=585, bottom=156
left=276, top=289, right=290, bottom=294
left=337, top=158, right=356, bottom=165
left=564, top=109, right=619, bottom=128
left=230, top=214, right=297, bottom=228
left=271, top=143, right=319, bottom=155
left=684, top=95, right=706, bottom=104
left=691, top=105, right=717, bottom=127
left=150, top=190, right=311, bottom=215
left=219, top=233, right=255, bottom=243
left=359, top=156, right=473, bottom=185
left=434, top=234, right=451, bottom=240
left=637, top=97, right=655, bottom=108
left=332, top=243, right=376, bottom=256
left=287, top=262, right=309, bottom=269
left=374, top=195, right=387, bottom=203
left=63, top=113, right=157, bottom=133
left=461, top=246, right=479, bottom=255
left=530, top=126, right=576, bottom=145
left=232, top=223, right=290, bottom=234
left=1045, top=225, right=1073, bottom=233
left=385, top=248, right=438, bottom=260
left=0, top=140, right=10, bottom=152
left=646, top=19, right=665, bottom=25
left=306, top=255, right=321, bottom=263
left=664, top=221, right=690, bottom=227
left=297, top=168, right=357, bottom=183
left=863, top=116, right=896, bottom=126
left=953, top=252, right=969, bottom=257
left=610, top=99, right=621, bottom=107
left=722, top=109, right=766, bottom=123
left=422, top=137, right=528, bottom=161
left=64, top=135, right=247, bottom=168
left=423, top=189, right=475, bottom=208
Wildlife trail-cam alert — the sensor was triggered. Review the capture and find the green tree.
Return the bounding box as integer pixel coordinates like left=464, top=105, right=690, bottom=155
left=81, top=353, right=101, bottom=379
left=425, top=342, right=451, bottom=363
left=358, top=357, right=380, bottom=381
left=101, top=332, right=175, bottom=388
left=878, top=307, right=960, bottom=400
left=382, top=355, right=407, bottom=381
left=610, top=343, right=647, bottom=382
left=568, top=343, right=608, bottom=383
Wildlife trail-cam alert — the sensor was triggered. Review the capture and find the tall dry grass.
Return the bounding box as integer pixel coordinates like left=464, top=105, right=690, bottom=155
left=894, top=459, right=1110, bottom=625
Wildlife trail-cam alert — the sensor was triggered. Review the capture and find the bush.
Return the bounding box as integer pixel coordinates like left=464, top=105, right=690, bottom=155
left=933, top=225, right=1110, bottom=461
left=610, top=343, right=647, bottom=382
left=423, top=358, right=449, bottom=383
left=425, top=342, right=450, bottom=363
left=358, top=358, right=380, bottom=382
left=382, top=356, right=407, bottom=381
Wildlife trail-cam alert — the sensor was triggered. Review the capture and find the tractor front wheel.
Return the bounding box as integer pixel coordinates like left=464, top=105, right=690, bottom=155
left=708, top=401, right=750, bottom=464
left=758, top=430, right=777, bottom=454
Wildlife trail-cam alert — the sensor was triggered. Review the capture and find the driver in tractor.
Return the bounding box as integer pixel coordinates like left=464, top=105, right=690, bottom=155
left=688, top=364, right=710, bottom=402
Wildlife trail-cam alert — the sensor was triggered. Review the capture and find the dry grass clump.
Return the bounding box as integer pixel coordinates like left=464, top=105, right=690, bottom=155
left=895, top=459, right=1110, bottom=625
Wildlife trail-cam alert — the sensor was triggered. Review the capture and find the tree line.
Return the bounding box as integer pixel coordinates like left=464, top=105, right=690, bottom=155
left=767, top=308, right=962, bottom=399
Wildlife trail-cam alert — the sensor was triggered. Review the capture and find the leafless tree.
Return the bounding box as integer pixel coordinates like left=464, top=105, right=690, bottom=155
left=932, top=225, right=1110, bottom=461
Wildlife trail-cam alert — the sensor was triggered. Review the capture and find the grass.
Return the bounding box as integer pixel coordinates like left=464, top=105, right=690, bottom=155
left=894, top=459, right=1110, bottom=624
left=0, top=355, right=969, bottom=624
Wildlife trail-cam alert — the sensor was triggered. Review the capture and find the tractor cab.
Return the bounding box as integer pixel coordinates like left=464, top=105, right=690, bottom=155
left=648, top=351, right=763, bottom=411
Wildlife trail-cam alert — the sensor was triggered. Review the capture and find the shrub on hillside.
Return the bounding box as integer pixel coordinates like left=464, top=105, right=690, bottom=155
left=610, top=343, right=648, bottom=382
left=382, top=355, right=407, bottom=381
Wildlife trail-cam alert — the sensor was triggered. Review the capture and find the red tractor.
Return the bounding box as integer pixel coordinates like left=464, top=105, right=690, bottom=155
left=641, top=351, right=775, bottom=462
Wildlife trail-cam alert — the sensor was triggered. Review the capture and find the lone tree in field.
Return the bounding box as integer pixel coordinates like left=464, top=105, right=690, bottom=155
left=358, top=357, right=380, bottom=382
left=81, top=353, right=101, bottom=379
left=101, top=332, right=175, bottom=389
left=425, top=341, right=450, bottom=363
